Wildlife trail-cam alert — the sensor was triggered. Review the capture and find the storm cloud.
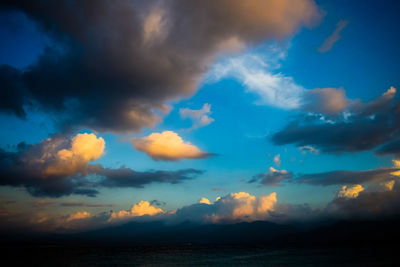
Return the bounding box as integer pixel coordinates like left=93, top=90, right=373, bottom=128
left=0, top=0, right=319, bottom=133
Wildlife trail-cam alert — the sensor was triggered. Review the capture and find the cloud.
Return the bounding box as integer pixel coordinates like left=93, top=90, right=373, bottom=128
left=179, top=103, right=214, bottom=129
left=273, top=154, right=281, bottom=167
left=337, top=185, right=364, bottom=198
left=298, top=146, right=319, bottom=154
left=0, top=133, right=204, bottom=197
left=272, top=87, right=400, bottom=155
left=92, top=166, right=203, bottom=188
left=301, top=88, right=349, bottom=114
left=249, top=167, right=293, bottom=186
left=199, top=197, right=211, bottom=205
left=318, top=20, right=349, bottom=53
left=295, top=168, right=399, bottom=186
left=209, top=51, right=351, bottom=115
left=66, top=211, right=92, bottom=222
left=110, top=201, right=164, bottom=221
left=175, top=192, right=278, bottom=223
left=0, top=132, right=105, bottom=197
left=133, top=131, right=213, bottom=161
left=209, top=52, right=305, bottom=109
left=0, top=0, right=319, bottom=133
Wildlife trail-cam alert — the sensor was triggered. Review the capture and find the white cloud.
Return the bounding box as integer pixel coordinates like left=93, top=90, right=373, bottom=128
left=179, top=103, right=214, bottom=129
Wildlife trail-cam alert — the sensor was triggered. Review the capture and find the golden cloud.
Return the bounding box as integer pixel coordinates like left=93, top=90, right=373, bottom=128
left=133, top=131, right=211, bottom=161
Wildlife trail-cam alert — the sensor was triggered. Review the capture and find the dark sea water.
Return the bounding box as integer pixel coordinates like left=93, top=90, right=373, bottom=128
left=2, top=244, right=397, bottom=266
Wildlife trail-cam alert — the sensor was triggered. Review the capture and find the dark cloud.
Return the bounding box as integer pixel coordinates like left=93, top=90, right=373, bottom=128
left=149, top=200, right=166, bottom=207
left=325, top=187, right=400, bottom=220
left=0, top=139, right=204, bottom=198
left=249, top=168, right=293, bottom=186
left=295, top=168, right=398, bottom=186
left=91, top=166, right=203, bottom=188
left=0, top=0, right=319, bottom=133
left=272, top=87, right=400, bottom=155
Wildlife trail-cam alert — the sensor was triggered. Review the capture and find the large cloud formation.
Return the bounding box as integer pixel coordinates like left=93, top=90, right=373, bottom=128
left=272, top=87, right=400, bottom=156
left=0, top=0, right=319, bottom=133
left=0, top=133, right=203, bottom=197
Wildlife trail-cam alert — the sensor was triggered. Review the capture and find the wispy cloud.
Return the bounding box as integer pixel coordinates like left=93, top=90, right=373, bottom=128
left=318, top=20, right=349, bottom=53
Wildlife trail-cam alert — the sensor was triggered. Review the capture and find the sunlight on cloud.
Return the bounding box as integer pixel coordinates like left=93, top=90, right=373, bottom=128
left=337, top=185, right=364, bottom=199
left=66, top=211, right=92, bottom=222
left=44, top=133, right=105, bottom=176
left=199, top=197, right=211, bottom=205
left=110, top=201, right=164, bottom=220
left=207, top=192, right=277, bottom=223
left=133, top=131, right=212, bottom=161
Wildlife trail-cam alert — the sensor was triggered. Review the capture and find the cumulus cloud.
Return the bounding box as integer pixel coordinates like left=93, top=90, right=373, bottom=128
left=318, top=20, right=349, bottom=53
left=272, top=87, right=400, bottom=155
left=0, top=0, right=319, bottom=133
left=175, top=192, right=278, bottom=223
left=249, top=167, right=293, bottom=186
left=133, top=131, right=213, bottom=161
left=180, top=103, right=214, bottom=130
left=337, top=185, right=364, bottom=198
left=199, top=197, right=211, bottom=205
left=110, top=201, right=164, bottom=221
left=0, top=132, right=105, bottom=197
left=0, top=133, right=204, bottom=197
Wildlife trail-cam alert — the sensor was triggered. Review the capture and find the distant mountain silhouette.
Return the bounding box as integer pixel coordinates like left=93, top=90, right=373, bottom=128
left=42, top=219, right=400, bottom=247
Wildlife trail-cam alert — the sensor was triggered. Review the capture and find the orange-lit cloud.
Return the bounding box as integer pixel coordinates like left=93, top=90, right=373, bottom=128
left=44, top=133, right=105, bottom=176
left=199, top=197, right=211, bottom=205
left=337, top=185, right=364, bottom=198
left=207, top=192, right=277, bottom=223
left=133, top=131, right=212, bottom=161
left=110, top=201, right=164, bottom=220
left=66, top=211, right=92, bottom=222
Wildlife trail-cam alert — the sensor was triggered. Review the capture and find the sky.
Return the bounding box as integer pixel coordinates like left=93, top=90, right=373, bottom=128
left=1, top=0, right=400, bottom=233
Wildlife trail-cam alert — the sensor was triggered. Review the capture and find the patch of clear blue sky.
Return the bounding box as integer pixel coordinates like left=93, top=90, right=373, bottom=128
left=0, top=1, right=399, bottom=210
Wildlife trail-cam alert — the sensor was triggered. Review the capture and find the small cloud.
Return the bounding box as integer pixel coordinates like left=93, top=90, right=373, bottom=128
left=133, top=131, right=213, bottom=161
left=337, top=185, right=364, bottom=199
left=179, top=103, right=215, bottom=129
left=273, top=154, right=281, bottom=167
left=199, top=197, right=211, bottom=205
left=66, top=211, right=92, bottom=222
left=318, top=20, right=349, bottom=53
left=298, top=146, right=319, bottom=155
left=110, top=201, right=164, bottom=221
left=249, top=167, right=293, bottom=186
left=381, top=180, right=395, bottom=191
